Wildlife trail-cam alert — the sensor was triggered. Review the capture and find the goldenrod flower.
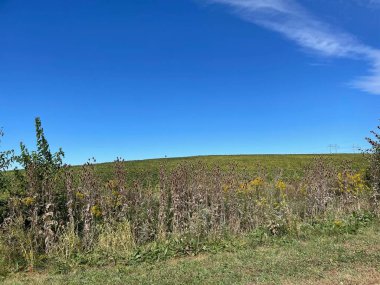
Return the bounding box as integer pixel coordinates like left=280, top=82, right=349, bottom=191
left=91, top=205, right=102, bottom=218
left=275, top=180, right=286, bottom=191
left=250, top=177, right=264, bottom=187
left=75, top=192, right=85, bottom=200
left=338, top=171, right=369, bottom=195
left=22, top=197, right=35, bottom=206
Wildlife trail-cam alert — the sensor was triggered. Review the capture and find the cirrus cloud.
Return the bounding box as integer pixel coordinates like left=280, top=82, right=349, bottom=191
left=206, top=0, right=380, bottom=95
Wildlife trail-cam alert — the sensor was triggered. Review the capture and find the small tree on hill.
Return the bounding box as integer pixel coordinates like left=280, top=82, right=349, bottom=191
left=13, top=117, right=65, bottom=253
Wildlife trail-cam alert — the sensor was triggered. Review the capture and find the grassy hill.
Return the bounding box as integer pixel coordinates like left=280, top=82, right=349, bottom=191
left=92, top=153, right=368, bottom=182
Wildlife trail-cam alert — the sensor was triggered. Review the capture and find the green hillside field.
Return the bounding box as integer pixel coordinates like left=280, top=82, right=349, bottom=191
left=92, top=153, right=368, bottom=182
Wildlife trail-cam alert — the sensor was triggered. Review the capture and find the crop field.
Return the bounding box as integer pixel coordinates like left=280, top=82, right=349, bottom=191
left=92, top=153, right=368, bottom=183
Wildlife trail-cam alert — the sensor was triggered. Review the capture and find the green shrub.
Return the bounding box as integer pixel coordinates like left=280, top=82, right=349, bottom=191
left=366, top=122, right=380, bottom=194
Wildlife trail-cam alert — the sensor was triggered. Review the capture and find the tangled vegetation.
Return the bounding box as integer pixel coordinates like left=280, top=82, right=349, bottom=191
left=0, top=118, right=379, bottom=277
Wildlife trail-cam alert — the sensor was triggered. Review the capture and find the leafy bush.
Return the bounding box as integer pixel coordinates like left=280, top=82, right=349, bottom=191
left=366, top=122, right=380, bottom=194
left=1, top=117, right=65, bottom=272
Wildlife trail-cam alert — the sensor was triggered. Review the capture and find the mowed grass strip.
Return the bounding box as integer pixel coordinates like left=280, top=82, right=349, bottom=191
left=4, top=223, right=380, bottom=285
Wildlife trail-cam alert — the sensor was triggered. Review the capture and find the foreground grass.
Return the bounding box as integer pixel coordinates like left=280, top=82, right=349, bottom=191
left=4, top=222, right=380, bottom=285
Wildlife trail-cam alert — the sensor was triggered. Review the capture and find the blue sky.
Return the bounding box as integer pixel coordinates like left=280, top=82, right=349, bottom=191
left=0, top=0, right=379, bottom=164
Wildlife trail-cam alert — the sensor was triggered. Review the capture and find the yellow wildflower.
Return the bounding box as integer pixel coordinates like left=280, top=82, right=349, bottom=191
left=338, top=171, right=369, bottom=195
left=334, top=220, right=343, bottom=228
left=91, top=205, right=102, bottom=218
left=22, top=197, right=35, bottom=206
left=75, top=192, right=85, bottom=200
left=275, top=180, right=286, bottom=191
left=250, top=177, right=264, bottom=187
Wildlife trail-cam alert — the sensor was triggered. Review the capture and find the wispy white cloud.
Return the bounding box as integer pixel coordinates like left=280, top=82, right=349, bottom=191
left=351, top=54, right=380, bottom=94
left=355, top=0, right=380, bottom=8
left=207, top=0, right=380, bottom=95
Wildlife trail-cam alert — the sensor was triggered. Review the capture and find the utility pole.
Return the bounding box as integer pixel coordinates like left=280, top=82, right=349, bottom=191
left=328, top=144, right=339, bottom=154
left=352, top=144, right=360, bottom=154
